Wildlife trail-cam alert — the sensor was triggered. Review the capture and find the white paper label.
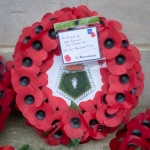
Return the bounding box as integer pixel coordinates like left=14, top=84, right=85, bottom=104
left=59, top=27, right=100, bottom=64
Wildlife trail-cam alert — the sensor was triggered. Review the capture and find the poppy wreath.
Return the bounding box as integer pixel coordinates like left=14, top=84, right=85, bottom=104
left=12, top=5, right=144, bottom=146
left=0, top=56, right=15, bottom=132
left=109, top=109, right=150, bottom=150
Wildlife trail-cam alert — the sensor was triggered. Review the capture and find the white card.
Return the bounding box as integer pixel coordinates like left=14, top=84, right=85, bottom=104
left=58, top=27, right=100, bottom=64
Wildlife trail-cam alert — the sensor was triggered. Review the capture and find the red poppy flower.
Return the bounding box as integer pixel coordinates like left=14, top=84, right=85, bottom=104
left=46, top=125, right=70, bottom=146
left=110, top=109, right=150, bottom=150
left=109, top=134, right=124, bottom=150
left=96, top=105, right=124, bottom=127
left=39, top=23, right=59, bottom=52
left=72, top=6, right=89, bottom=18
left=79, top=91, right=108, bottom=114
left=5, top=61, right=13, bottom=72
left=16, top=86, right=43, bottom=111
left=122, top=109, right=131, bottom=124
left=0, top=82, right=14, bottom=107
left=83, top=112, right=106, bottom=140
left=24, top=102, right=53, bottom=130
left=101, top=84, right=109, bottom=94
left=134, top=62, right=142, bottom=72
left=62, top=109, right=87, bottom=138
left=135, top=71, right=145, bottom=87
left=126, top=119, right=150, bottom=140
left=106, top=91, right=133, bottom=109
left=99, top=17, right=122, bottom=32
left=41, top=87, right=58, bottom=111
left=11, top=68, right=40, bottom=92
left=42, top=110, right=65, bottom=132
left=130, top=96, right=139, bottom=110
left=0, top=145, right=14, bottom=150
left=129, top=45, right=141, bottom=62
left=100, top=28, right=122, bottom=59
left=74, top=5, right=98, bottom=18
left=130, top=83, right=144, bottom=97
left=26, top=41, right=48, bottom=62
left=120, top=32, right=130, bottom=48
left=0, top=62, right=4, bottom=75
left=80, top=131, right=91, bottom=144
left=37, top=72, right=48, bottom=88
left=120, top=135, right=150, bottom=150
left=108, top=68, right=136, bottom=93
left=18, top=25, right=35, bottom=43
left=79, top=101, right=96, bottom=113
left=100, top=68, right=110, bottom=85
left=13, top=51, right=40, bottom=74
left=107, top=47, right=134, bottom=75
left=2, top=71, right=12, bottom=88
left=55, top=97, right=68, bottom=111
left=39, top=52, right=54, bottom=73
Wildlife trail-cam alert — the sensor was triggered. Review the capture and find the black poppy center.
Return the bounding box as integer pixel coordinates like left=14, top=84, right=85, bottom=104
left=118, top=137, right=123, bottom=142
left=24, top=95, right=34, bottom=105
left=0, top=90, right=4, bottom=98
left=100, top=20, right=105, bottom=26
left=74, top=20, right=79, bottom=25
left=104, top=126, right=109, bottom=130
left=23, top=36, right=31, bottom=44
left=130, top=88, right=137, bottom=95
left=127, top=143, right=137, bottom=148
left=68, top=27, right=76, bottom=31
left=20, top=76, right=30, bottom=86
left=122, top=40, right=129, bottom=48
left=0, top=106, right=2, bottom=112
left=52, top=120, right=60, bottom=126
left=89, top=119, right=98, bottom=128
left=53, top=130, right=63, bottom=139
left=104, top=38, right=114, bottom=49
left=36, top=110, right=46, bottom=120
left=32, top=40, right=43, bottom=51
left=131, top=129, right=141, bottom=137
left=35, top=25, right=43, bottom=34
left=146, top=138, right=150, bottom=142
left=70, top=117, right=81, bottom=128
left=50, top=18, right=55, bottom=21
left=97, top=125, right=103, bottom=132
left=0, top=75, right=2, bottom=81
left=22, top=57, right=32, bottom=67
left=142, top=120, right=150, bottom=128
left=43, top=98, right=48, bottom=103
left=120, top=74, right=130, bottom=84
left=102, top=94, right=108, bottom=104
left=56, top=107, right=59, bottom=111
left=48, top=29, right=56, bottom=39
left=105, top=111, right=115, bottom=119
left=115, top=93, right=125, bottom=103
left=115, top=55, right=126, bottom=65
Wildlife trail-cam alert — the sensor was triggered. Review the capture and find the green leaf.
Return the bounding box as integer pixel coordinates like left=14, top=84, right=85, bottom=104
left=18, top=144, right=30, bottom=150
left=67, top=138, right=81, bottom=147
left=135, top=147, right=142, bottom=150
left=69, top=100, right=82, bottom=113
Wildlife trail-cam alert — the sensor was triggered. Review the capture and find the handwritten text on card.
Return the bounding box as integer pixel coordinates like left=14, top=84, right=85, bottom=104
left=59, top=27, right=100, bottom=64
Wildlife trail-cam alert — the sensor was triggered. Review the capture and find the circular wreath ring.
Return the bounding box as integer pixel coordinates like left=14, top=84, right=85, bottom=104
left=12, top=5, right=144, bottom=146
